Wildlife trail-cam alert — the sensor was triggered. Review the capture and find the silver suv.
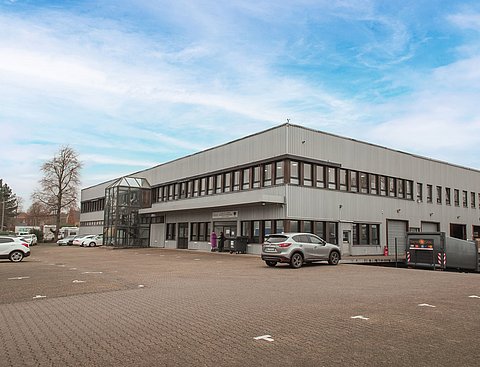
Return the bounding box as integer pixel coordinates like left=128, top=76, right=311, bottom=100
left=261, top=233, right=341, bottom=268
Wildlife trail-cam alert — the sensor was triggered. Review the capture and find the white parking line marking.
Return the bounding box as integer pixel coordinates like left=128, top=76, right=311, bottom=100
left=69, top=268, right=77, bottom=270
left=194, top=259, right=200, bottom=261
left=254, top=335, right=274, bottom=342
left=82, top=271, right=103, bottom=274
left=57, top=265, right=66, bottom=267
left=138, top=285, right=145, bottom=288
left=8, top=277, right=30, bottom=280
left=72, top=280, right=86, bottom=283
left=468, top=295, right=480, bottom=299
left=351, top=315, right=369, bottom=320
left=418, top=303, right=436, bottom=308
left=33, top=295, right=46, bottom=299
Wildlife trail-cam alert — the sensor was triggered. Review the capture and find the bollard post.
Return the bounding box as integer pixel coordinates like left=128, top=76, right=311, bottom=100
left=395, top=238, right=398, bottom=267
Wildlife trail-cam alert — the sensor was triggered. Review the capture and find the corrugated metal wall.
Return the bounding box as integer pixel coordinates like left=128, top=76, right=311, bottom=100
left=80, top=123, right=480, bottom=250
left=137, top=126, right=288, bottom=184
left=286, top=124, right=480, bottom=192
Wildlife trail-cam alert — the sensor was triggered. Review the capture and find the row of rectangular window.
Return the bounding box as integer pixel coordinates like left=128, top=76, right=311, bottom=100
left=291, top=161, right=413, bottom=199
left=80, top=216, right=382, bottom=246
left=190, top=222, right=212, bottom=241
left=83, top=218, right=378, bottom=246
left=417, top=184, right=480, bottom=208
left=80, top=198, right=105, bottom=213
left=153, top=161, right=285, bottom=202
left=80, top=220, right=104, bottom=227
left=165, top=220, right=339, bottom=244
left=82, top=160, right=480, bottom=214
left=152, top=159, right=414, bottom=203
left=241, top=219, right=339, bottom=245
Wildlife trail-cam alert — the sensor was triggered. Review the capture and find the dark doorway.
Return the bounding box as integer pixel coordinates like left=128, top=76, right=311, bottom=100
left=178, top=222, right=188, bottom=249
left=450, top=223, right=466, bottom=240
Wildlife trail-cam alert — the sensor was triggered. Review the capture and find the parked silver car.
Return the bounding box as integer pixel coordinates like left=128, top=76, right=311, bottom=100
left=261, top=233, right=341, bottom=268
left=57, top=235, right=76, bottom=246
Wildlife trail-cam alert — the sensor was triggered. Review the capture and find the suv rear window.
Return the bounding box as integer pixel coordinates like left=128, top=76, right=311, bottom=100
left=265, top=235, right=288, bottom=243
left=292, top=235, right=310, bottom=243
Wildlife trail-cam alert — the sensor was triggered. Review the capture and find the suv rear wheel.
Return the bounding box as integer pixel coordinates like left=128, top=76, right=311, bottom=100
left=9, top=251, right=24, bottom=262
left=290, top=253, right=303, bottom=269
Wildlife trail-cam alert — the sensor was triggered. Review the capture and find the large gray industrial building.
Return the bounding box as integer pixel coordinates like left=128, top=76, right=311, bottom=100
left=80, top=123, right=480, bottom=256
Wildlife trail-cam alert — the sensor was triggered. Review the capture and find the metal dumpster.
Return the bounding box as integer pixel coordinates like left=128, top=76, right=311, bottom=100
left=234, top=236, right=248, bottom=254
left=406, top=232, right=479, bottom=272
left=220, top=238, right=232, bottom=252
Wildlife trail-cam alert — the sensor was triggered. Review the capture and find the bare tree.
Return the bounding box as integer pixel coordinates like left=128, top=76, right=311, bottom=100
left=32, top=146, right=82, bottom=241
left=66, top=206, right=80, bottom=226
left=27, top=201, right=51, bottom=226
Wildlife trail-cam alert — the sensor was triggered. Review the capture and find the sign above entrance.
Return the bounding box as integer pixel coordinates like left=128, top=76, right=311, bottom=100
left=212, top=211, right=238, bottom=219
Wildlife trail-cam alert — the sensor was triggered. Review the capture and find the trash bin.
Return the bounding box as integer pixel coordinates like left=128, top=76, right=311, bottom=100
left=232, top=236, right=248, bottom=254
left=227, top=239, right=235, bottom=253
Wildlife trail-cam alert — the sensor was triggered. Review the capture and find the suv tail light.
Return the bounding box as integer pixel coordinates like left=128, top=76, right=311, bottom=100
left=278, top=243, right=291, bottom=248
left=21, top=242, right=29, bottom=248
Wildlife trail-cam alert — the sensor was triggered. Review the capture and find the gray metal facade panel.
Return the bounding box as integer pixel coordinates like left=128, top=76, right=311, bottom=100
left=164, top=204, right=285, bottom=224
left=421, top=222, right=439, bottom=232
left=80, top=212, right=103, bottom=222
left=81, top=181, right=113, bottom=201
left=135, top=127, right=288, bottom=185
left=140, top=186, right=286, bottom=214
left=79, top=225, right=103, bottom=236
left=286, top=185, right=404, bottom=223
left=80, top=124, right=480, bottom=249
left=287, top=125, right=480, bottom=192
left=82, top=124, right=480, bottom=195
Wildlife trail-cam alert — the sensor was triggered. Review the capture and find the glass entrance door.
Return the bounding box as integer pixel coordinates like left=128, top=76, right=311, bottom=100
left=178, top=223, right=188, bottom=249
left=213, top=221, right=237, bottom=251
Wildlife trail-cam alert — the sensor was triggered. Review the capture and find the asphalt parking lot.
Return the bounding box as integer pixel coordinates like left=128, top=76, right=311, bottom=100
left=0, top=244, right=479, bottom=367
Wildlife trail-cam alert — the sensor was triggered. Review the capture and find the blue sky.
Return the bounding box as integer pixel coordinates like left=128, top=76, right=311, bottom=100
left=1, top=0, right=480, bottom=209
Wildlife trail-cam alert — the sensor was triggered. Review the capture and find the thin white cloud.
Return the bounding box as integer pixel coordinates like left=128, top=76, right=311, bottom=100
left=363, top=55, right=480, bottom=166
left=448, top=13, right=480, bottom=30
left=81, top=154, right=159, bottom=168
left=0, top=48, right=107, bottom=88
